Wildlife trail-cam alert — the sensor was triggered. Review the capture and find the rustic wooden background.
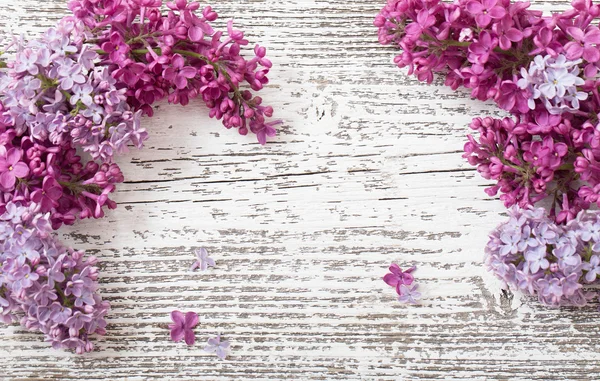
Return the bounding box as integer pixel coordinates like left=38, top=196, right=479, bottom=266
left=0, top=0, right=598, bottom=380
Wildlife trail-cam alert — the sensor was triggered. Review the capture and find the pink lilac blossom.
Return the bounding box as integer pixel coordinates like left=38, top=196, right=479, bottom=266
left=169, top=310, right=199, bottom=346
left=462, top=115, right=591, bottom=223
left=68, top=0, right=280, bottom=141
left=485, top=206, right=600, bottom=307
left=0, top=0, right=279, bottom=353
left=0, top=100, right=123, bottom=229
left=375, top=0, right=600, bottom=222
left=383, top=264, right=422, bottom=304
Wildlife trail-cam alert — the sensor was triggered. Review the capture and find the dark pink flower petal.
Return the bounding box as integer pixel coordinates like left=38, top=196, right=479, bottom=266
left=564, top=42, right=584, bottom=59
left=404, top=23, right=423, bottom=38
left=0, top=171, right=15, bottom=189
left=499, top=35, right=511, bottom=50
left=184, top=311, right=199, bottom=328
left=170, top=310, right=185, bottom=325
left=584, top=28, right=600, bottom=44
left=171, top=54, right=185, bottom=69
left=416, top=9, right=434, bottom=28
left=180, top=67, right=197, bottom=79
left=45, top=182, right=63, bottom=200
left=184, top=329, right=196, bottom=345
left=469, top=42, right=489, bottom=55
left=583, top=46, right=600, bottom=62
left=488, top=6, right=506, bottom=18
left=174, top=75, right=188, bottom=89
left=256, top=130, right=267, bottom=145
left=11, top=162, right=29, bottom=178
left=505, top=28, right=523, bottom=42
left=585, top=63, right=598, bottom=77
left=388, top=263, right=401, bottom=275
left=401, top=272, right=415, bottom=285
left=567, top=27, right=585, bottom=41
left=383, top=273, right=399, bottom=286
left=475, top=13, right=492, bottom=28
left=6, top=148, right=21, bottom=166
left=466, top=1, right=484, bottom=14
left=188, top=26, right=204, bottom=41
left=163, top=67, right=176, bottom=81
left=555, top=143, right=568, bottom=157
left=171, top=326, right=185, bottom=342
left=482, top=0, right=497, bottom=9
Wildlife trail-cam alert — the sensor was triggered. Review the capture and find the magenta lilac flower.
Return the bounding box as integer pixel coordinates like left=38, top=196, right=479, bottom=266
left=169, top=310, right=199, bottom=346
left=0, top=0, right=279, bottom=353
left=374, top=0, right=600, bottom=223
left=383, top=263, right=415, bottom=292
left=68, top=0, right=280, bottom=141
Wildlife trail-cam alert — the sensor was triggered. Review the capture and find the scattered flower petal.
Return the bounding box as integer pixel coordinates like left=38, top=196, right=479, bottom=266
left=204, top=334, right=230, bottom=359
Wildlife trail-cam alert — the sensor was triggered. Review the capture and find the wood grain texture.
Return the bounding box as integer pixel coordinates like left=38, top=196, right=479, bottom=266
left=0, top=0, right=598, bottom=380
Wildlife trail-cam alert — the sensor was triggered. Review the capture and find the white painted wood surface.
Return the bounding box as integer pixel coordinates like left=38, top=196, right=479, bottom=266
left=0, top=0, right=598, bottom=380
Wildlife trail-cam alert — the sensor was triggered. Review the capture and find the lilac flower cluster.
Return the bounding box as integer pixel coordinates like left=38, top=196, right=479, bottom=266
left=463, top=115, right=589, bottom=223
left=69, top=0, right=280, bottom=144
left=383, top=264, right=422, bottom=304
left=0, top=201, right=109, bottom=353
left=374, top=0, right=600, bottom=222
left=0, top=100, right=123, bottom=229
left=1, top=19, right=146, bottom=163
left=0, top=1, right=279, bottom=352
left=486, top=206, right=600, bottom=307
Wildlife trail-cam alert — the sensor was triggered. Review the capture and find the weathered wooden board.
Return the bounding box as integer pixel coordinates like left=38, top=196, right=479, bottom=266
left=0, top=0, right=598, bottom=380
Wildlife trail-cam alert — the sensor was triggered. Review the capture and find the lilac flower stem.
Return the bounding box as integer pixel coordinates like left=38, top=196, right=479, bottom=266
left=55, top=284, right=72, bottom=307
left=58, top=181, right=102, bottom=196
left=421, top=33, right=527, bottom=59
left=125, top=32, right=163, bottom=45
left=171, top=49, right=242, bottom=97
left=172, top=49, right=212, bottom=66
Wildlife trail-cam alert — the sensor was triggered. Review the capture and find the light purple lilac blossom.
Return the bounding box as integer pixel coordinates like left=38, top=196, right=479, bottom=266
left=0, top=21, right=147, bottom=163
left=517, top=55, right=588, bottom=114
left=190, top=248, right=215, bottom=271
left=485, top=206, right=600, bottom=307
left=0, top=201, right=109, bottom=353
left=397, top=284, right=422, bottom=304
left=204, top=334, right=230, bottom=359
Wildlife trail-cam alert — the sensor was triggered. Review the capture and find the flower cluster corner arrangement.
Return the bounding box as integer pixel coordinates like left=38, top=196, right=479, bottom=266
left=0, top=0, right=279, bottom=354
left=375, top=0, right=600, bottom=307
